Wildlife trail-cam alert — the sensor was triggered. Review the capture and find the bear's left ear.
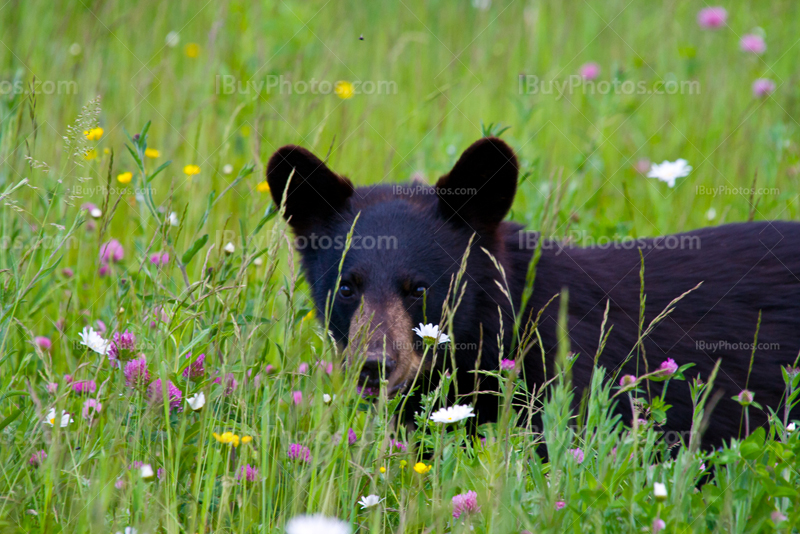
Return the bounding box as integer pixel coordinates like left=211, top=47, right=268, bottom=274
left=436, top=137, right=518, bottom=230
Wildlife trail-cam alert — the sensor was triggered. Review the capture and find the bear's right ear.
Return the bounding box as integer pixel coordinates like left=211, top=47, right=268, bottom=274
left=266, top=145, right=354, bottom=234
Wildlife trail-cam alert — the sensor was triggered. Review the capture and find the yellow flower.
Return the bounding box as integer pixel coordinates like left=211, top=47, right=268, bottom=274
left=83, top=127, right=104, bottom=141
left=184, top=43, right=200, bottom=58
left=241, top=436, right=252, bottom=444
left=184, top=164, right=201, bottom=177
left=256, top=181, right=270, bottom=193
left=117, top=172, right=133, bottom=184
left=400, top=460, right=408, bottom=469
left=302, top=310, right=314, bottom=322
left=145, top=148, right=160, bottom=158
left=413, top=462, right=431, bottom=474
left=335, top=81, right=355, bottom=99
left=84, top=149, right=98, bottom=160
left=213, top=431, right=241, bottom=447
left=379, top=466, right=386, bottom=473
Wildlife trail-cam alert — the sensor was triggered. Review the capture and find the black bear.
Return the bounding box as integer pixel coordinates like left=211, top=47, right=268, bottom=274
left=266, top=136, right=800, bottom=448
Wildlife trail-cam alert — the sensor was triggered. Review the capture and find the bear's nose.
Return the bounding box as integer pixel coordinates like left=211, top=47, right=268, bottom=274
left=359, top=358, right=396, bottom=389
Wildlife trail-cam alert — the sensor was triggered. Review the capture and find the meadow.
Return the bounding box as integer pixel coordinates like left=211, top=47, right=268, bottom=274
left=1, top=0, right=800, bottom=532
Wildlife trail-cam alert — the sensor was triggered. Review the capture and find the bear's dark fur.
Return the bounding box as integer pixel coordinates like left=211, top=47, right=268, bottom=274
left=266, top=137, right=800, bottom=448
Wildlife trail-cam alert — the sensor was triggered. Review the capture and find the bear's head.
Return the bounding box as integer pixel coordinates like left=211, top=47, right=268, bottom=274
left=266, top=137, right=518, bottom=397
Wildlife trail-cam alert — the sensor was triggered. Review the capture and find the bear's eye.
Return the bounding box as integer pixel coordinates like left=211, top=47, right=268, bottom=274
left=338, top=284, right=354, bottom=299
left=411, top=285, right=427, bottom=299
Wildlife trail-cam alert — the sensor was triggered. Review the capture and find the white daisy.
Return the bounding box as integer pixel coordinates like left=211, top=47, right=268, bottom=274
left=358, top=494, right=382, bottom=509
left=44, top=408, right=73, bottom=428
left=412, top=323, right=450, bottom=346
left=167, top=212, right=180, bottom=227
left=285, top=514, right=351, bottom=534
left=430, top=404, right=475, bottom=424
left=647, top=159, right=692, bottom=188
left=90, top=208, right=102, bottom=218
left=322, top=393, right=336, bottom=404
left=79, top=327, right=110, bottom=355
left=186, top=392, right=205, bottom=411
left=787, top=422, right=796, bottom=432
left=222, top=164, right=234, bottom=175
left=224, top=242, right=235, bottom=254
left=654, top=482, right=668, bottom=501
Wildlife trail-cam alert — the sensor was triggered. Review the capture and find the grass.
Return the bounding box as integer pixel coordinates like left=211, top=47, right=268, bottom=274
left=1, top=0, right=800, bottom=532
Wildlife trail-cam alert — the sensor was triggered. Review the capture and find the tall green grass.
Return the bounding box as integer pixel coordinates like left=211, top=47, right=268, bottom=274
left=1, top=0, right=800, bottom=532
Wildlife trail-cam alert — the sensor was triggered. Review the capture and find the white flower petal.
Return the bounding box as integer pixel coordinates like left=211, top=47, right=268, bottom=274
left=430, top=404, right=475, bottom=424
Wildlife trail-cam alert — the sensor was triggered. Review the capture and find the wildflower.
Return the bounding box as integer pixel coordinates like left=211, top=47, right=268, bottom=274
left=569, top=448, right=585, bottom=464
left=302, top=310, right=314, bottom=322
left=117, top=172, right=133, bottom=184
left=334, top=81, right=355, bottom=99
left=144, top=148, right=160, bottom=158
left=186, top=392, right=205, bottom=411
left=84, top=127, right=104, bottom=141
left=99, top=264, right=110, bottom=277
left=62, top=267, right=74, bottom=278
left=84, top=149, right=98, bottom=160
left=740, top=34, right=766, bottom=54
left=654, top=482, right=668, bottom=501
left=124, top=358, right=150, bottom=388
left=400, top=460, right=408, bottom=468
left=140, top=464, right=155, bottom=480
left=44, top=408, right=73, bottom=427
left=578, top=62, right=600, bottom=80
left=499, top=359, right=515, bottom=371
left=213, top=431, right=240, bottom=446
left=619, top=374, right=637, bottom=388
left=183, top=164, right=200, bottom=177
left=653, top=518, right=666, bottom=533
left=108, top=330, right=137, bottom=363
left=298, top=362, right=310, bottom=373
left=95, top=320, right=107, bottom=334
left=64, top=375, right=73, bottom=384
left=413, top=323, right=450, bottom=345
left=736, top=389, right=754, bottom=406
left=317, top=360, right=334, bottom=374
left=165, top=31, right=179, bottom=47
left=237, top=464, right=259, bottom=482
left=29, top=449, right=47, bottom=467
left=430, top=404, right=475, bottom=424
left=347, top=428, right=357, bottom=445
left=697, top=7, right=727, bottom=29
left=182, top=352, right=205, bottom=379
left=34, top=336, right=52, bottom=351
left=184, top=43, right=200, bottom=58
left=241, top=436, right=252, bottom=444
left=82, top=399, right=102, bottom=420
left=358, top=494, right=382, bottom=509
left=72, top=380, right=97, bottom=395
left=706, top=207, right=717, bottom=221
left=752, top=78, right=776, bottom=98
left=79, top=327, right=110, bottom=355
left=390, top=439, right=407, bottom=452
left=413, top=462, right=431, bottom=474
left=787, top=422, right=796, bottom=432
left=288, top=443, right=312, bottom=463
left=379, top=466, right=386, bottom=473
left=322, top=393, right=335, bottom=404
left=213, top=373, right=237, bottom=393
left=256, top=181, right=270, bottom=193
left=168, top=212, right=180, bottom=226
left=771, top=511, right=787, bottom=523
left=224, top=242, right=235, bottom=254
left=292, top=391, right=303, bottom=405
left=157, top=467, right=165, bottom=480
left=46, top=382, right=58, bottom=394
left=285, top=515, right=351, bottom=534
left=100, top=239, right=125, bottom=263
left=555, top=500, right=566, bottom=510
left=647, top=159, right=692, bottom=188
left=452, top=491, right=480, bottom=519
left=658, top=358, right=679, bottom=376
left=149, top=252, right=169, bottom=266
left=148, top=379, right=182, bottom=411
left=114, top=478, right=125, bottom=490
left=222, top=164, right=234, bottom=174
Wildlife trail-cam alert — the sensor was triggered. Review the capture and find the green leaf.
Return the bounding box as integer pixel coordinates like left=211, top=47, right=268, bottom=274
left=146, top=160, right=172, bottom=183
left=181, top=234, right=209, bottom=265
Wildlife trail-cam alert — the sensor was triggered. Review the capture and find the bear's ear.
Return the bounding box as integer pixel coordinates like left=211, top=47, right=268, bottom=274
left=266, top=145, right=354, bottom=234
left=435, top=137, right=518, bottom=230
